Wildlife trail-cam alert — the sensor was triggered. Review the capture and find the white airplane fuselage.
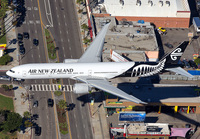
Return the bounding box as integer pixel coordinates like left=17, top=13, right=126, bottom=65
left=6, top=62, right=136, bottom=79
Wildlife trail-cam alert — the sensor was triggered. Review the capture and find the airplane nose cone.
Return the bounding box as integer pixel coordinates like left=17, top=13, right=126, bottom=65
left=6, top=70, right=11, bottom=77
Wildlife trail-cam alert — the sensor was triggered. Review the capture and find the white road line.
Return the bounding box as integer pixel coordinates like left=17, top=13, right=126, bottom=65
left=46, top=85, right=48, bottom=91
left=62, top=47, right=64, bottom=50
left=60, top=30, right=62, bottom=34
left=52, top=85, right=55, bottom=91
left=69, top=47, right=71, bottom=50
left=57, top=15, right=59, bottom=18
left=70, top=85, right=73, bottom=92
left=64, top=15, right=65, bottom=18
left=66, top=31, right=68, bottom=34
left=66, top=85, right=69, bottom=91
left=65, top=22, right=67, bottom=26
left=35, top=30, right=37, bottom=34
left=58, top=22, right=60, bottom=26
left=68, top=38, right=70, bottom=42
left=31, top=54, right=33, bottom=58
left=71, top=55, right=73, bottom=58
left=35, top=85, right=38, bottom=91
left=64, top=53, right=66, bottom=57
left=33, top=14, right=35, bottom=18
left=38, top=54, right=40, bottom=58
left=61, top=0, right=63, bottom=3
left=56, top=7, right=57, bottom=10
left=61, top=38, right=63, bottom=42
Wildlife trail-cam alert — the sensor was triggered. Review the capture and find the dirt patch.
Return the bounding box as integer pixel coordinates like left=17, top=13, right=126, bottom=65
left=0, top=88, right=14, bottom=98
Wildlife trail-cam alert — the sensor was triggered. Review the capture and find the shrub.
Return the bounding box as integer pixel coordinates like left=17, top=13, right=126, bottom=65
left=54, top=91, right=62, bottom=96
left=1, top=84, right=9, bottom=91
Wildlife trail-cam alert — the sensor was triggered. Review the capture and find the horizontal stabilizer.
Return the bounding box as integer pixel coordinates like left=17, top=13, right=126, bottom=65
left=165, top=67, right=194, bottom=78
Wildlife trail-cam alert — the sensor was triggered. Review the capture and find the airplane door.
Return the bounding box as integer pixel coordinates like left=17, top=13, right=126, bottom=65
left=22, top=71, right=26, bottom=77
left=88, top=70, right=92, bottom=76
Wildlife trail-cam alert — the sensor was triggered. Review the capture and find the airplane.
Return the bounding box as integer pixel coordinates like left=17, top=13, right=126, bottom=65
left=6, top=23, right=193, bottom=104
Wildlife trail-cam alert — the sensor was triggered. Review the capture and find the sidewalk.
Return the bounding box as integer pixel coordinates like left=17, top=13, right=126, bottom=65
left=3, top=11, right=31, bottom=139
left=75, top=1, right=111, bottom=139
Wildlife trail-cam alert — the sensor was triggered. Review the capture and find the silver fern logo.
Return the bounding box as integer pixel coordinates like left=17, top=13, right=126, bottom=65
left=170, top=48, right=182, bottom=61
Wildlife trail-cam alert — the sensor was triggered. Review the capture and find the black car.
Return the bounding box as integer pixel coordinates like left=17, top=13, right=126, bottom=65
left=18, top=40, right=23, bottom=45
left=17, top=33, right=23, bottom=41
left=33, top=39, right=39, bottom=46
left=183, top=59, right=190, bottom=69
left=35, top=125, right=41, bottom=136
left=19, top=44, right=25, bottom=55
left=164, top=43, right=173, bottom=49
left=33, top=100, right=38, bottom=107
left=188, top=60, right=198, bottom=69
left=23, top=32, right=29, bottom=39
left=47, top=99, right=54, bottom=107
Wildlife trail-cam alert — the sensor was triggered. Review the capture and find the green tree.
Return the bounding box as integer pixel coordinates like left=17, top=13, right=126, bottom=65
left=8, top=85, right=13, bottom=90
left=23, top=111, right=31, bottom=119
left=0, top=0, right=9, bottom=19
left=194, top=58, right=200, bottom=68
left=83, top=37, right=91, bottom=44
left=81, top=24, right=88, bottom=31
left=0, top=54, right=12, bottom=65
left=2, top=112, right=22, bottom=132
left=24, top=120, right=33, bottom=128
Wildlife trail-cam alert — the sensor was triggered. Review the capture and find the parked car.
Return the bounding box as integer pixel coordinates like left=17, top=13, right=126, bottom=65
left=188, top=60, right=198, bottom=69
left=33, top=39, right=39, bottom=46
left=182, top=59, right=191, bottom=69
left=177, top=60, right=185, bottom=68
left=0, top=76, right=11, bottom=81
left=19, top=43, right=25, bottom=55
left=157, top=27, right=167, bottom=35
left=164, top=43, right=173, bottom=49
left=35, top=125, right=41, bottom=136
left=17, top=33, right=23, bottom=40
left=33, top=100, right=38, bottom=107
left=47, top=98, right=54, bottom=107
left=23, top=32, right=29, bottom=39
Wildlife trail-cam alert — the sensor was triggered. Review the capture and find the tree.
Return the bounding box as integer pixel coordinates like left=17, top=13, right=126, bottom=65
left=24, top=120, right=33, bottom=128
left=81, top=24, right=88, bottom=31
left=0, top=54, right=12, bottom=65
left=8, top=85, right=13, bottom=90
left=23, top=111, right=31, bottom=119
left=2, top=112, right=22, bottom=132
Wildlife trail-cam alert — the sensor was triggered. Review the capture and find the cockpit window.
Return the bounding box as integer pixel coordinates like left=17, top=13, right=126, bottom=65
left=9, top=70, right=15, bottom=73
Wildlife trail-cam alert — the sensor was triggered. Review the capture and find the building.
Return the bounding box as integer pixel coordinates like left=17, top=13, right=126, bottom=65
left=92, top=0, right=190, bottom=28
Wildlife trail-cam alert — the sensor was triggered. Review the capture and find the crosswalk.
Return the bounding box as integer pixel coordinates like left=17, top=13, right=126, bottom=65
left=30, top=84, right=73, bottom=92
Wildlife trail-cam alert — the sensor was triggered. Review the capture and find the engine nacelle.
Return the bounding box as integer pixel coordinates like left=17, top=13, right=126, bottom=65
left=73, top=83, right=91, bottom=94
left=63, top=59, right=78, bottom=63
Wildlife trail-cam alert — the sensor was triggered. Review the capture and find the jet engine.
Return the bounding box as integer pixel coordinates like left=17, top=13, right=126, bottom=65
left=73, top=83, right=91, bottom=94
left=63, top=59, right=78, bottom=63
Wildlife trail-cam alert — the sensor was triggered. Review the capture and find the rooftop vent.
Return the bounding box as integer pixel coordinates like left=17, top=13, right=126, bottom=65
left=148, top=0, right=153, bottom=6
left=136, top=0, right=141, bottom=6
left=119, top=0, right=124, bottom=6
left=166, top=1, right=170, bottom=7
left=158, top=1, right=163, bottom=7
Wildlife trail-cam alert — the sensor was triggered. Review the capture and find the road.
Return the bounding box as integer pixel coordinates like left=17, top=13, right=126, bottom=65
left=38, top=0, right=93, bottom=138
left=16, top=0, right=93, bottom=139
left=16, top=0, right=58, bottom=139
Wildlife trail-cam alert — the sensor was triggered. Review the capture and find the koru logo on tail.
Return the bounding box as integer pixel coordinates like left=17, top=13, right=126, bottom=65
left=170, top=48, right=183, bottom=61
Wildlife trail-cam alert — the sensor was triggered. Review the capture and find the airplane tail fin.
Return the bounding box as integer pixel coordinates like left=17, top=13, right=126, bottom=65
left=159, top=41, right=189, bottom=66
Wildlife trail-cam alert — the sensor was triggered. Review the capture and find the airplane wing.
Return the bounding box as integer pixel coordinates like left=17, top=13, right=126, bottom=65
left=165, top=67, right=194, bottom=78
left=78, top=23, right=110, bottom=63
left=76, top=76, right=146, bottom=104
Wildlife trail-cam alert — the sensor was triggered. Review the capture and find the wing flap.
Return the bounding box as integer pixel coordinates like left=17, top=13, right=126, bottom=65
left=76, top=76, right=146, bottom=104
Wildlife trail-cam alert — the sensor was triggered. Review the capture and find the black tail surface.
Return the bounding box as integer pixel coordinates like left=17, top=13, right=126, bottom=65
left=159, top=41, right=189, bottom=65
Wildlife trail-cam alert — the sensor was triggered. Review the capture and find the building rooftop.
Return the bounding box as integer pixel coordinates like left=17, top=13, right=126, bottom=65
left=93, top=0, right=190, bottom=17
left=127, top=123, right=170, bottom=135
left=94, top=17, right=158, bottom=62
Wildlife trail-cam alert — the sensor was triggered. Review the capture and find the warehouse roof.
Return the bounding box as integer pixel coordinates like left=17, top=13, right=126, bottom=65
left=94, top=0, right=190, bottom=17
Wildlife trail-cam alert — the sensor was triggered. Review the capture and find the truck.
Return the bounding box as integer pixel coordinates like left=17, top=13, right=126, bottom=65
left=193, top=17, right=200, bottom=33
